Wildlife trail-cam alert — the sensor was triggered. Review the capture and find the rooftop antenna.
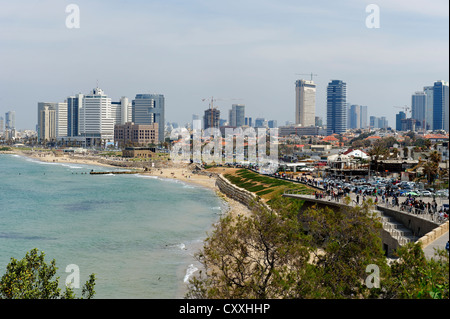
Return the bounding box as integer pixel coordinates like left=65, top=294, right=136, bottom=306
left=296, top=73, right=318, bottom=81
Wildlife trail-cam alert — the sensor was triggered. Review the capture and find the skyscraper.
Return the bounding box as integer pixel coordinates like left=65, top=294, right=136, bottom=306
left=432, top=80, right=449, bottom=131
left=37, top=103, right=57, bottom=141
left=411, top=91, right=426, bottom=129
left=67, top=94, right=83, bottom=138
left=5, top=111, right=15, bottom=131
left=396, top=111, right=406, bottom=131
left=78, top=87, right=114, bottom=145
left=360, top=105, right=368, bottom=129
left=111, top=96, right=132, bottom=126
left=424, top=86, right=434, bottom=130
left=229, top=104, right=245, bottom=127
left=132, top=94, right=165, bottom=142
left=349, top=104, right=361, bottom=129
left=295, top=79, right=316, bottom=127
left=326, top=80, right=347, bottom=135
left=56, top=102, right=68, bottom=138
left=0, top=116, right=4, bottom=135
left=4, top=111, right=15, bottom=139
left=203, top=107, right=220, bottom=130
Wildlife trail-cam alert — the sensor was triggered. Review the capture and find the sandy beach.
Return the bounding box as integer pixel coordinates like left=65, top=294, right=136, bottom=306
left=5, top=149, right=252, bottom=219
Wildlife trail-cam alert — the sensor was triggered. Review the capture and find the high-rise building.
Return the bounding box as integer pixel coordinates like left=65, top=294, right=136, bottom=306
left=67, top=94, right=83, bottom=138
left=349, top=104, right=361, bottom=129
left=132, top=94, right=165, bottom=142
left=203, top=108, right=220, bottom=130
left=315, top=116, right=323, bottom=127
left=433, top=80, right=449, bottom=131
left=254, top=118, right=267, bottom=128
left=111, top=96, right=132, bottom=126
left=424, top=86, right=434, bottom=130
left=370, top=116, right=388, bottom=129
left=370, top=116, right=376, bottom=129
left=268, top=120, right=277, bottom=128
left=55, top=102, right=68, bottom=138
left=37, top=103, right=57, bottom=141
left=295, top=79, right=316, bottom=127
left=0, top=116, right=4, bottom=135
left=229, top=104, right=245, bottom=127
left=192, top=114, right=201, bottom=130
left=78, top=87, right=114, bottom=145
left=5, top=111, right=15, bottom=131
left=245, top=117, right=252, bottom=127
left=360, top=105, right=368, bottom=129
left=411, top=91, right=426, bottom=129
left=396, top=111, right=406, bottom=131
left=326, top=80, right=347, bottom=135
left=37, top=102, right=67, bottom=140
left=401, top=118, right=419, bottom=131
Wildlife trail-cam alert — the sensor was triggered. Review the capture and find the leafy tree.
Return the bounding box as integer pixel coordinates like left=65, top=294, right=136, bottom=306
left=369, top=141, right=389, bottom=173
left=186, top=201, right=310, bottom=299
left=0, top=248, right=96, bottom=299
left=383, top=243, right=449, bottom=299
left=186, top=198, right=389, bottom=299
left=299, top=200, right=389, bottom=298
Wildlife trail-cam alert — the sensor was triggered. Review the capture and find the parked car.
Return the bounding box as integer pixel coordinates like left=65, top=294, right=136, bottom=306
left=420, top=190, right=433, bottom=197
left=435, top=189, right=449, bottom=197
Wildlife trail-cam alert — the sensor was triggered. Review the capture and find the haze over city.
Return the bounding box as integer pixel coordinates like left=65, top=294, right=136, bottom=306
left=0, top=0, right=448, bottom=130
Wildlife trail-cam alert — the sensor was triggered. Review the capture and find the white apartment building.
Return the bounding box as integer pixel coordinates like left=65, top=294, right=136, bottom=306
left=78, top=87, right=114, bottom=144
left=295, top=79, right=316, bottom=127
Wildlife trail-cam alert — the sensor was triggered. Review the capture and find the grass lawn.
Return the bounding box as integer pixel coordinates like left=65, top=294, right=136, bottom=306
left=223, top=168, right=315, bottom=205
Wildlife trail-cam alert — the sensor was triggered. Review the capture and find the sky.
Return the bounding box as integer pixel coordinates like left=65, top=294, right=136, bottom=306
left=0, top=0, right=448, bottom=130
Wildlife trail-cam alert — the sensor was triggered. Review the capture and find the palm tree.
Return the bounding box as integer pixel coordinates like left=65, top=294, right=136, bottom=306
left=369, top=141, right=389, bottom=174
left=423, top=161, right=438, bottom=186
left=429, top=150, right=442, bottom=165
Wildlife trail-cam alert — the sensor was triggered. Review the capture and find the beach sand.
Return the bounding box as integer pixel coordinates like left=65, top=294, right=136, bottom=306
left=9, top=149, right=252, bottom=219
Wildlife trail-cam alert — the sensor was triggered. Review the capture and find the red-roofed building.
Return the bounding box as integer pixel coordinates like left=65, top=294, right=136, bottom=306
left=424, top=134, right=449, bottom=142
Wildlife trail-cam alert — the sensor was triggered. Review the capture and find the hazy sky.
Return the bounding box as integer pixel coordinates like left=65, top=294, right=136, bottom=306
left=0, top=0, right=448, bottom=130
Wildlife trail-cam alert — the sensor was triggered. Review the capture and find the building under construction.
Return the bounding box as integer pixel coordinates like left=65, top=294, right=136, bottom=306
left=203, top=107, right=220, bottom=130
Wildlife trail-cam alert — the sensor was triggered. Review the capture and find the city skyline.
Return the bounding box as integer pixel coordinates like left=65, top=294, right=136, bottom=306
left=0, top=1, right=448, bottom=130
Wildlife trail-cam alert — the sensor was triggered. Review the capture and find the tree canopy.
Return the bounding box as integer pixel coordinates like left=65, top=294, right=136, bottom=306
left=186, top=196, right=449, bottom=299
left=0, top=248, right=96, bottom=299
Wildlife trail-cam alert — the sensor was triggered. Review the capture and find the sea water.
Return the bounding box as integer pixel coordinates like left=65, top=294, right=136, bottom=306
left=0, top=154, right=226, bottom=298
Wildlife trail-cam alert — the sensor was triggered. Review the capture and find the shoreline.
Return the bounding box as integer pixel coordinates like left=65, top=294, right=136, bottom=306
left=2, top=149, right=252, bottom=298
left=3, top=149, right=251, bottom=218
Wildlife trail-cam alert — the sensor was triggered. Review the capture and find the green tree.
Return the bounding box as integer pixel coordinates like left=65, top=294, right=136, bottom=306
left=187, top=201, right=310, bottom=299
left=299, top=200, right=389, bottom=298
left=0, top=249, right=96, bottom=299
left=383, top=243, right=449, bottom=299
left=369, top=141, right=389, bottom=173
left=186, top=198, right=389, bottom=299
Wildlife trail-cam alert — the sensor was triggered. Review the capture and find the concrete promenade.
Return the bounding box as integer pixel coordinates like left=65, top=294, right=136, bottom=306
left=283, top=190, right=449, bottom=257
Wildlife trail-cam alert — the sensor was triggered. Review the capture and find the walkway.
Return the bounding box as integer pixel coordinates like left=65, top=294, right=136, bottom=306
left=423, top=231, right=449, bottom=259
left=283, top=190, right=449, bottom=257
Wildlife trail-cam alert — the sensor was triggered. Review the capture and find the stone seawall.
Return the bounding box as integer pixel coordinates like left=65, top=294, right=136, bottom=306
left=417, top=221, right=449, bottom=249
left=215, top=174, right=271, bottom=211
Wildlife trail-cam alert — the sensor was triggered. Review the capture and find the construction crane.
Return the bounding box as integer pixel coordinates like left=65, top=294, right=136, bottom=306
left=201, top=97, right=243, bottom=129
left=296, top=73, right=318, bottom=81
left=394, top=105, right=411, bottom=115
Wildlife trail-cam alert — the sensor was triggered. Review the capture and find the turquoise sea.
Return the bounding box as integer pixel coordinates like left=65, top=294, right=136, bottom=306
left=0, top=154, right=225, bottom=298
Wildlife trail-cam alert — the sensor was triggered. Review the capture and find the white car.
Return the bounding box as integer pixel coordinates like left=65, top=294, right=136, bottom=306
left=420, top=190, right=433, bottom=197
left=435, top=190, right=449, bottom=197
